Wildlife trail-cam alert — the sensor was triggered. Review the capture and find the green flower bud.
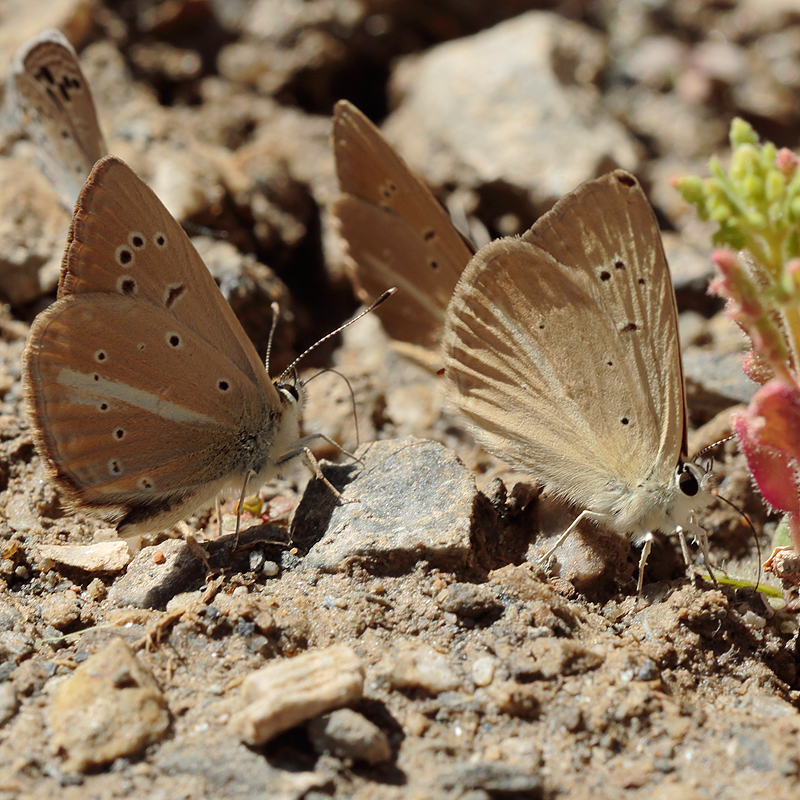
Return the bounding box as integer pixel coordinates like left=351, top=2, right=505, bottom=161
left=730, top=117, right=758, bottom=147
left=766, top=171, right=785, bottom=204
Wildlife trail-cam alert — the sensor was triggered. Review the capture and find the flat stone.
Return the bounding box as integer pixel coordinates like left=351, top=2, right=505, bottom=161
left=50, top=638, right=170, bottom=772
left=384, top=12, right=638, bottom=216
left=293, top=438, right=477, bottom=572
left=36, top=541, right=131, bottom=573
left=435, top=582, right=503, bottom=618
left=379, top=640, right=461, bottom=694
left=107, top=539, right=203, bottom=610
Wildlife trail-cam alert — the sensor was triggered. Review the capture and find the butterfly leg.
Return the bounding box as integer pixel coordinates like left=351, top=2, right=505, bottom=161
left=671, top=516, right=717, bottom=588
left=277, top=437, right=357, bottom=504
left=684, top=520, right=718, bottom=587
left=677, top=526, right=692, bottom=567
left=233, top=470, right=257, bottom=549
left=279, top=433, right=361, bottom=464
left=541, top=509, right=606, bottom=563
left=637, top=533, right=654, bottom=595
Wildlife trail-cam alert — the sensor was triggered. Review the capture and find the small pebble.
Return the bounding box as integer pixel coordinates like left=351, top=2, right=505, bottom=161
left=35, top=542, right=131, bottom=573
left=0, top=683, right=18, bottom=727
left=471, top=657, right=497, bottom=687
left=436, top=583, right=502, bottom=618
left=262, top=560, right=279, bottom=577
left=307, top=708, right=391, bottom=764
left=249, top=550, right=265, bottom=571
left=382, top=641, right=461, bottom=694
left=39, top=592, right=80, bottom=630
left=740, top=610, right=766, bottom=630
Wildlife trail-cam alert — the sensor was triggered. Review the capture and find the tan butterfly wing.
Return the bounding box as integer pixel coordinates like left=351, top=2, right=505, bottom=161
left=11, top=28, right=107, bottom=207
left=443, top=170, right=685, bottom=515
left=58, top=155, right=271, bottom=388
left=23, top=296, right=279, bottom=521
left=332, top=99, right=473, bottom=347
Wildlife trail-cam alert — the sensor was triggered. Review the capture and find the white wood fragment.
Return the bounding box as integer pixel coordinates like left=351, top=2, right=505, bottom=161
left=231, top=644, right=364, bottom=745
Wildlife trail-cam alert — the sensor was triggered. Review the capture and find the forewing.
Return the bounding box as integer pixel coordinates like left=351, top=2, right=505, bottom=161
left=523, top=169, right=686, bottom=471
left=10, top=28, right=107, bottom=207
left=58, top=155, right=269, bottom=387
left=332, top=100, right=472, bottom=346
left=443, top=236, right=678, bottom=508
left=23, top=294, right=278, bottom=511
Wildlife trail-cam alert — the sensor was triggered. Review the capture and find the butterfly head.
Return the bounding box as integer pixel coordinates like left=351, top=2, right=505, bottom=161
left=667, top=459, right=712, bottom=519
left=274, top=368, right=305, bottom=416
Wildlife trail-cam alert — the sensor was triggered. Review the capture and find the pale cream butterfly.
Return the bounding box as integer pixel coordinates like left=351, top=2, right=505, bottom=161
left=22, top=155, right=349, bottom=541
left=332, top=99, right=472, bottom=349
left=8, top=27, right=107, bottom=208
left=442, top=170, right=715, bottom=591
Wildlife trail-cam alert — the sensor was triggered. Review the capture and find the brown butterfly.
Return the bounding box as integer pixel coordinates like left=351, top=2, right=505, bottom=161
left=332, top=100, right=472, bottom=348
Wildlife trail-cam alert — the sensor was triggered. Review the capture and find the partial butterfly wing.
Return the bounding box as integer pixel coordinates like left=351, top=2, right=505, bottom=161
left=10, top=28, right=107, bottom=207
left=332, top=100, right=472, bottom=347
left=442, top=171, right=685, bottom=528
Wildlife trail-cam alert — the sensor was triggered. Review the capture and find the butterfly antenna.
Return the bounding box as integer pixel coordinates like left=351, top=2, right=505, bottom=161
left=695, top=435, right=736, bottom=461
left=182, top=220, right=228, bottom=239
left=279, top=288, right=396, bottom=382
left=714, top=491, right=762, bottom=590
left=304, top=368, right=361, bottom=449
left=265, top=302, right=280, bottom=374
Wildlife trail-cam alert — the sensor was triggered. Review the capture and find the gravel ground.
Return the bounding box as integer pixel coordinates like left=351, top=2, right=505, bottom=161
left=0, top=2, right=799, bottom=798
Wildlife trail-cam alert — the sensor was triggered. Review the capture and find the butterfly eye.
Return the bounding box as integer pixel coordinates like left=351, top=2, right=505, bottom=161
left=678, top=466, right=699, bottom=497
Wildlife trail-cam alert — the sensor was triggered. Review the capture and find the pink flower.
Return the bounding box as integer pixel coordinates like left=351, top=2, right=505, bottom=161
left=776, top=148, right=799, bottom=179
left=733, top=380, right=800, bottom=550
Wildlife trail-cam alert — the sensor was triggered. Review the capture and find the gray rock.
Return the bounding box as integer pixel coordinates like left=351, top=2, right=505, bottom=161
left=307, top=708, right=391, bottom=765
left=293, top=438, right=477, bottom=572
left=49, top=638, right=170, bottom=772
left=440, top=763, right=543, bottom=797
left=0, top=682, right=18, bottom=727
left=435, top=583, right=503, bottom=619
left=191, top=235, right=294, bottom=365
left=662, top=232, right=714, bottom=292
left=156, top=735, right=325, bottom=800
left=0, top=156, right=69, bottom=305
left=107, top=539, right=203, bottom=610
left=384, top=12, right=638, bottom=216
left=683, top=348, right=757, bottom=417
